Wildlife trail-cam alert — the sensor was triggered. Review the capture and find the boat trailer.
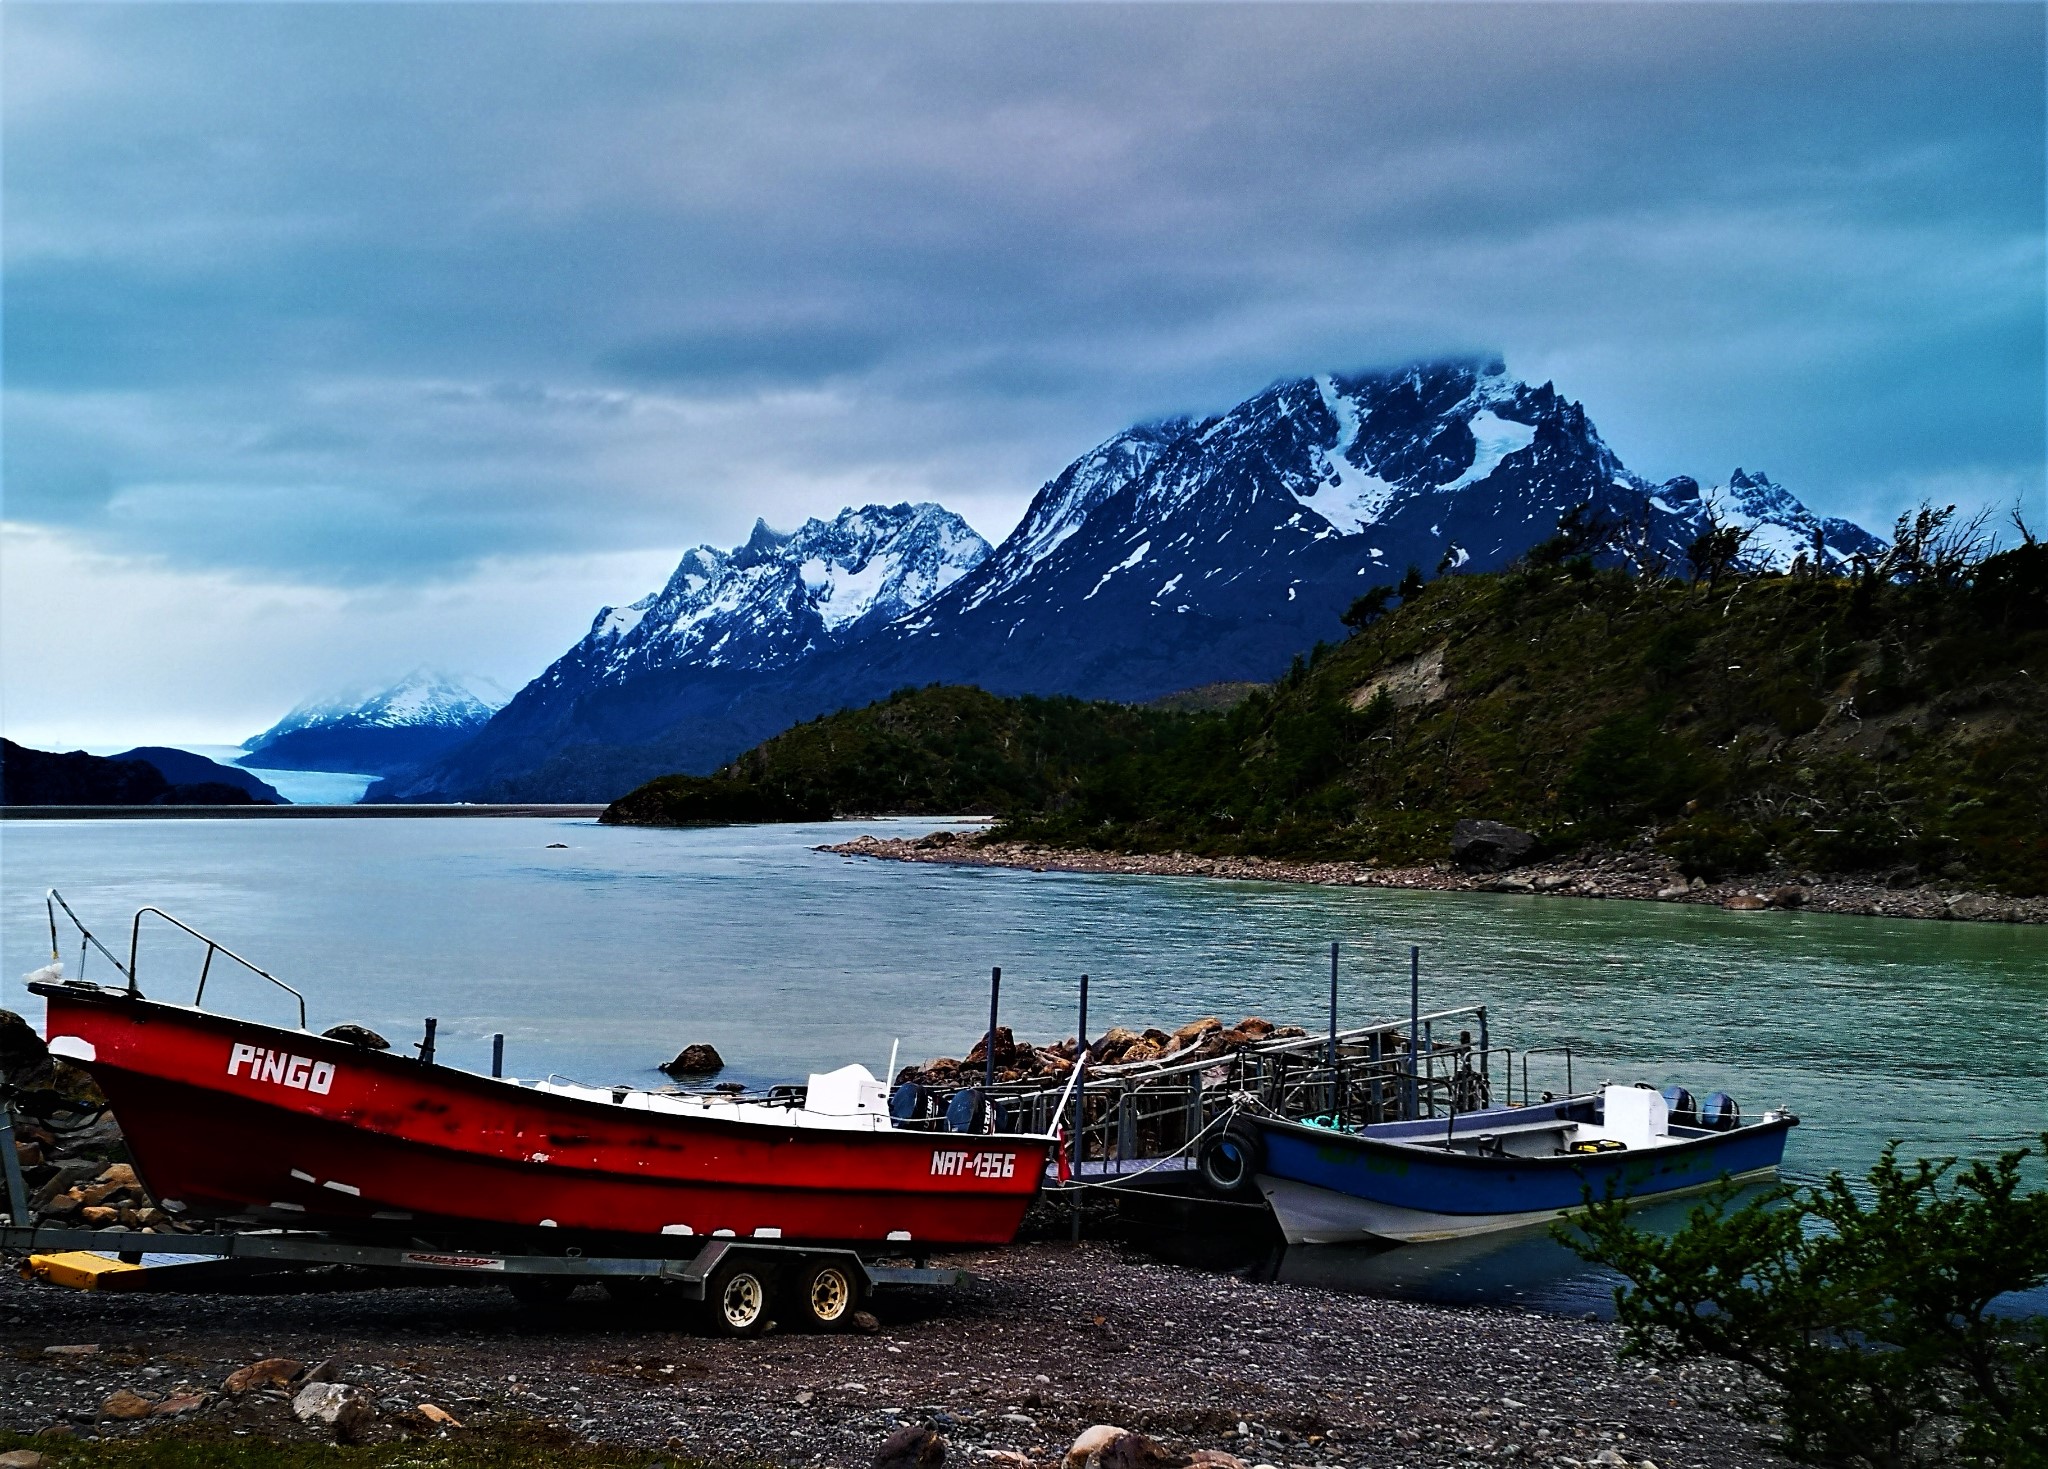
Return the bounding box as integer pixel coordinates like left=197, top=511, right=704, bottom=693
left=0, top=1111, right=967, bottom=1334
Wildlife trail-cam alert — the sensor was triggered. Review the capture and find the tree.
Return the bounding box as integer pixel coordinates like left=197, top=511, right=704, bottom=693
left=1687, top=509, right=1753, bottom=584
left=1397, top=565, right=1426, bottom=601
left=1566, top=1138, right=2048, bottom=1468
left=1340, top=585, right=1396, bottom=630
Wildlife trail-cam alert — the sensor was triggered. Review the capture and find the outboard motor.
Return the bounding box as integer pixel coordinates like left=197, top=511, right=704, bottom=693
left=945, top=1086, right=988, bottom=1134
left=1699, top=1091, right=1741, bottom=1131
left=889, top=1081, right=927, bottom=1125
left=1661, top=1085, right=1699, bottom=1127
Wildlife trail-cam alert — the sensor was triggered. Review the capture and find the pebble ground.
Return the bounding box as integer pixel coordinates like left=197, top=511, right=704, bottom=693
left=1, top=1241, right=1783, bottom=1469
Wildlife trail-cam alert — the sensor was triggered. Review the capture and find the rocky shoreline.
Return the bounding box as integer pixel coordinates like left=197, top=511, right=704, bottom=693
left=822, top=834, right=2048, bottom=925
left=0, top=1239, right=1782, bottom=1469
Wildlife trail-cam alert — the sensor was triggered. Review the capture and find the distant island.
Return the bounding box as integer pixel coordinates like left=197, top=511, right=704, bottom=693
left=1, top=741, right=283, bottom=807
left=603, top=514, right=2048, bottom=914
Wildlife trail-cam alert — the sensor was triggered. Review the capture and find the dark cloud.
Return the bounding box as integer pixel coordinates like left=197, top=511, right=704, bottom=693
left=2, top=2, right=2039, bottom=586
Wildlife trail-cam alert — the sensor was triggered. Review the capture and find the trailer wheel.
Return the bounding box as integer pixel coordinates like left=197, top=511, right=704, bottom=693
left=1197, top=1119, right=1264, bottom=1196
left=507, top=1275, right=576, bottom=1306
left=703, top=1259, right=774, bottom=1337
left=795, top=1258, right=862, bottom=1330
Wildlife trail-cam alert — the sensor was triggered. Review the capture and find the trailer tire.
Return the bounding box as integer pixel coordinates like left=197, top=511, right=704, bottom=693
left=795, top=1258, right=862, bottom=1330
left=507, top=1275, right=576, bottom=1307
left=703, top=1259, right=775, bottom=1337
left=1197, top=1119, right=1264, bottom=1197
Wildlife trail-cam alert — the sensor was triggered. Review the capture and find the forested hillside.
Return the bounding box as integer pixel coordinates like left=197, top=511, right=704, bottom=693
left=606, top=523, right=2048, bottom=895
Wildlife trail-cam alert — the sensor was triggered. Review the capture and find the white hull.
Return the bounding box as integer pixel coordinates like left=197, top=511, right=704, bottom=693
left=1256, top=1167, right=1782, bottom=1246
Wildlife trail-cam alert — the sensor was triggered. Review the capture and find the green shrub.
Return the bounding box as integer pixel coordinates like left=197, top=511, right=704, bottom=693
left=1566, top=1139, right=2048, bottom=1468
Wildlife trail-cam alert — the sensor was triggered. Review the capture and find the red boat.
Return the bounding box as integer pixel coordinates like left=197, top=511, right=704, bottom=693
left=29, top=897, right=1059, bottom=1252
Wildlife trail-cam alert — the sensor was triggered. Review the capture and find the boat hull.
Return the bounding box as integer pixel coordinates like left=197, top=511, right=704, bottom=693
left=36, top=985, right=1048, bottom=1249
left=1251, top=1112, right=1795, bottom=1245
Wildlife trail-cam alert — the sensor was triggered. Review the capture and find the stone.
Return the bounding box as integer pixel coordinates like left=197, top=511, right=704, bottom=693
left=80, top=1206, right=119, bottom=1227
left=1066, top=1427, right=1128, bottom=1468
left=1188, top=1454, right=1249, bottom=1469
left=293, top=1381, right=374, bottom=1442
left=1945, top=893, right=2001, bottom=921
left=12, top=1139, right=43, bottom=1169
left=1722, top=893, right=1769, bottom=911
left=660, top=1044, right=726, bottom=1076
left=851, top=1310, right=881, bottom=1334
left=303, top=1358, right=341, bottom=1384
left=1768, top=886, right=1807, bottom=908
left=1655, top=886, right=1690, bottom=900
left=38, top=1193, right=81, bottom=1220
left=95, top=1163, right=138, bottom=1189
left=0, top=1453, right=48, bottom=1469
left=1486, top=877, right=1534, bottom=893
left=874, top=1424, right=946, bottom=1469
left=416, top=1403, right=462, bottom=1428
left=1450, top=819, right=1538, bottom=873
left=225, top=1357, right=303, bottom=1394
left=99, top=1389, right=155, bottom=1420
left=321, top=1023, right=390, bottom=1050
left=1533, top=874, right=1574, bottom=892
left=1094, top=1432, right=1170, bottom=1469
left=150, top=1394, right=209, bottom=1417
left=1169, top=1018, right=1222, bottom=1050
left=42, top=1344, right=99, bottom=1358
left=1233, top=1017, right=1275, bottom=1039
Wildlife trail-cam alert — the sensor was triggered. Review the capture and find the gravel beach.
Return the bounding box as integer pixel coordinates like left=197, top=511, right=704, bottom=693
left=822, top=835, right=2047, bottom=925
left=0, top=1241, right=1781, bottom=1469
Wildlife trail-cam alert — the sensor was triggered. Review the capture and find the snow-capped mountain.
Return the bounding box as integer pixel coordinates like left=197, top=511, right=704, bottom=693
left=372, top=504, right=988, bottom=801
left=246, top=672, right=508, bottom=775
left=380, top=357, right=1885, bottom=802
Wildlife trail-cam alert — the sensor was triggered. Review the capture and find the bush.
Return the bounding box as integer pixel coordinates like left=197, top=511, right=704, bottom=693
left=1566, top=1139, right=2048, bottom=1469
left=1656, top=810, right=1771, bottom=879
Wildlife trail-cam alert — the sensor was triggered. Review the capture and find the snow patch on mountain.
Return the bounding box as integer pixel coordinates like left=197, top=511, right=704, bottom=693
left=249, top=671, right=507, bottom=748
left=556, top=501, right=989, bottom=690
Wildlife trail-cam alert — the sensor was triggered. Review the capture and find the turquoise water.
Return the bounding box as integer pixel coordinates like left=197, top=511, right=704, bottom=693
left=4, top=815, right=2043, bottom=1309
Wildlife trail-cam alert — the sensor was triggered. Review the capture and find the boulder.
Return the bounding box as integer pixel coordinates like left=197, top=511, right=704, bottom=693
left=1066, top=1427, right=1129, bottom=1468
left=320, top=1024, right=389, bottom=1051
left=225, top=1357, right=304, bottom=1394
left=150, top=1393, right=209, bottom=1418
left=0, top=1009, right=56, bottom=1090
left=1450, top=819, right=1538, bottom=873
left=0, top=1453, right=47, bottom=1469
left=874, top=1424, right=946, bottom=1469
left=95, top=1163, right=139, bottom=1190
left=1722, top=893, right=1769, bottom=912
left=80, top=1205, right=119, bottom=1227
left=1116, top=1041, right=1163, bottom=1065
left=1267, top=1026, right=1307, bottom=1039
left=965, top=1027, right=1018, bottom=1067
left=1169, top=1017, right=1222, bottom=1050
left=1946, top=893, right=2001, bottom=921
left=1768, top=886, right=1807, bottom=909
left=1187, top=1455, right=1249, bottom=1469
left=660, top=1044, right=725, bottom=1077
left=99, top=1390, right=155, bottom=1420
left=1233, top=1017, right=1275, bottom=1039
left=416, top=1403, right=461, bottom=1428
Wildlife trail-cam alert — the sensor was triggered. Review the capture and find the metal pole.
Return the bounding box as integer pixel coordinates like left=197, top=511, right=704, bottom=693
left=985, top=967, right=1002, bottom=1098
left=418, top=1018, right=438, bottom=1067
left=1327, top=941, right=1339, bottom=1066
left=1072, top=974, right=1089, bottom=1166
left=1407, top=946, right=1420, bottom=1119
left=491, top=1033, right=505, bottom=1079
left=0, top=1107, right=30, bottom=1226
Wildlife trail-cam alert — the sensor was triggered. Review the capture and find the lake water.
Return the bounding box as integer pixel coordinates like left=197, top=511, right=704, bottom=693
left=4, top=815, right=2043, bottom=1312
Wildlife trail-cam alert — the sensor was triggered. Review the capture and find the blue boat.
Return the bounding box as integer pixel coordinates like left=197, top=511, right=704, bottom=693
left=1237, top=1083, right=1797, bottom=1244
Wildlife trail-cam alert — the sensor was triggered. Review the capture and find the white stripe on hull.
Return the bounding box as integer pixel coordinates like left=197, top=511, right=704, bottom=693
left=1256, top=1167, right=1782, bottom=1246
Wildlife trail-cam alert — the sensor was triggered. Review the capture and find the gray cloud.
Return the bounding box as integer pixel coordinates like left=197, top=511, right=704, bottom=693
left=2, top=1, right=2040, bottom=592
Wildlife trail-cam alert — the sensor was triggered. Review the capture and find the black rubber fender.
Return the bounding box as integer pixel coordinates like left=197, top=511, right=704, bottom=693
left=1197, top=1118, right=1266, bottom=1196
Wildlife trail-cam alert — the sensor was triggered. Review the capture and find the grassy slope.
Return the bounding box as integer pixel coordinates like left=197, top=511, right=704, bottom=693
left=605, top=550, right=2048, bottom=895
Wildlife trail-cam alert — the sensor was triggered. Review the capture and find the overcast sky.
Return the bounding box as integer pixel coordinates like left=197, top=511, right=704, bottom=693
left=3, top=2, right=2042, bottom=747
